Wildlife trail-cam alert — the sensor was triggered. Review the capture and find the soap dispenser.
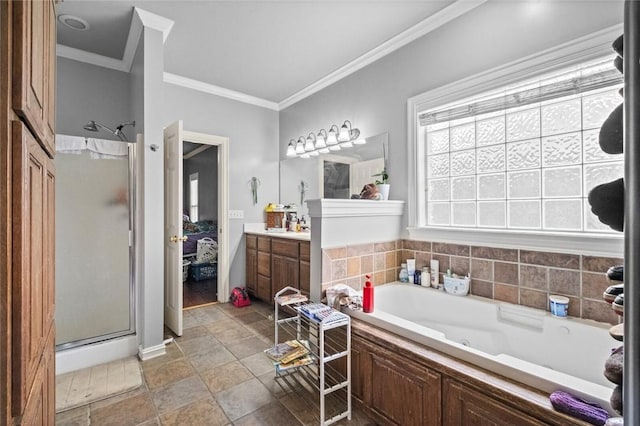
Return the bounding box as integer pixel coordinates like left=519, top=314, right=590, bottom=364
left=363, top=275, right=374, bottom=313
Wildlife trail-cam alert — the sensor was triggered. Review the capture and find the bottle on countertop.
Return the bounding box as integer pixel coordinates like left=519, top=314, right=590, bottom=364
left=421, top=267, right=430, bottom=287
left=296, top=219, right=301, bottom=232
left=399, top=263, right=409, bottom=283
left=414, top=269, right=421, bottom=285
left=363, top=275, right=374, bottom=313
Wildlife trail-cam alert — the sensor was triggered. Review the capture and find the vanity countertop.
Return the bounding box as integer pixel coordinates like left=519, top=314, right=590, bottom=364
left=244, top=229, right=311, bottom=241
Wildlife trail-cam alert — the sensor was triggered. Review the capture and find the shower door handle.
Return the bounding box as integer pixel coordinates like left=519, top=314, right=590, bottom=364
left=170, top=235, right=188, bottom=243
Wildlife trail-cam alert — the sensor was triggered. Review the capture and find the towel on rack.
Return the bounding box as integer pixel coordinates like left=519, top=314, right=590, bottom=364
left=86, top=138, right=128, bottom=160
left=55, top=134, right=86, bottom=154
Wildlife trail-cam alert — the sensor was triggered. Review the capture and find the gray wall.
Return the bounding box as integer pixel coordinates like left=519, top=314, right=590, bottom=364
left=279, top=1, right=623, bottom=210
left=162, top=83, right=279, bottom=288
left=183, top=146, right=218, bottom=222
left=56, top=57, right=131, bottom=139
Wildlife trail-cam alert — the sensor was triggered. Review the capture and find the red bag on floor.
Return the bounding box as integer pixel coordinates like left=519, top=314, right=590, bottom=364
left=230, top=287, right=251, bottom=308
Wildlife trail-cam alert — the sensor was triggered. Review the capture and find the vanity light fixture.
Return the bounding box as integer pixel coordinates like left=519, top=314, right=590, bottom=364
left=327, top=125, right=339, bottom=146
left=305, top=133, right=316, bottom=151
left=338, top=120, right=352, bottom=142
left=316, top=129, right=327, bottom=148
left=286, top=139, right=297, bottom=157
left=286, top=120, right=361, bottom=158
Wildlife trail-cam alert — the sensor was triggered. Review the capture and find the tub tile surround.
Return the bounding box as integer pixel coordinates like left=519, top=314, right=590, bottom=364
left=322, top=239, right=622, bottom=325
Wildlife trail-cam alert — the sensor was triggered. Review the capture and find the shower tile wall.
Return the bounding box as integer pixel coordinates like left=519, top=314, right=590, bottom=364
left=321, top=239, right=621, bottom=325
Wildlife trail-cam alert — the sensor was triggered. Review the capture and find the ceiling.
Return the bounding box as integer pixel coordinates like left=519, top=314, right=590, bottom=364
left=56, top=1, right=457, bottom=104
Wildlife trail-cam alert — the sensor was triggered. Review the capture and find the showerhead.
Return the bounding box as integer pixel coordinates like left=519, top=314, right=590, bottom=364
left=82, top=120, right=135, bottom=142
left=83, top=120, right=99, bottom=132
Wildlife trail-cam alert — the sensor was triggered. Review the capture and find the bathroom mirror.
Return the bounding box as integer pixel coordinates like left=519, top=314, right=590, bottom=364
left=280, top=132, right=388, bottom=215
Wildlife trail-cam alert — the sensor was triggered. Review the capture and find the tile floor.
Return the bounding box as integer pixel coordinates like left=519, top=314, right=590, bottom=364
left=56, top=300, right=377, bottom=425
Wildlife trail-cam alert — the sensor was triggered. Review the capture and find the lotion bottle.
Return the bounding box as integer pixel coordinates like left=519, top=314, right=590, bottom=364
left=363, top=275, right=374, bottom=313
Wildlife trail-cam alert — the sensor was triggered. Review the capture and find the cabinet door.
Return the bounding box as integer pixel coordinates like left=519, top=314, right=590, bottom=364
left=256, top=274, right=271, bottom=302
left=443, top=378, right=546, bottom=426
left=12, top=0, right=55, bottom=155
left=245, top=247, right=257, bottom=295
left=257, top=251, right=271, bottom=277
left=299, top=260, right=310, bottom=296
left=272, top=254, right=299, bottom=299
left=20, top=325, right=54, bottom=426
left=11, top=121, right=55, bottom=415
left=369, top=347, right=441, bottom=426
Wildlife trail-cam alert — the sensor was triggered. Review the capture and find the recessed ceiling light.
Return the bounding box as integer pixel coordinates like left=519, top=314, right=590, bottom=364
left=58, top=14, right=90, bottom=31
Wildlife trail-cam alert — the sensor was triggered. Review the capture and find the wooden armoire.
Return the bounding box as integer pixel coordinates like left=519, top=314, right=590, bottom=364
left=1, top=0, right=57, bottom=424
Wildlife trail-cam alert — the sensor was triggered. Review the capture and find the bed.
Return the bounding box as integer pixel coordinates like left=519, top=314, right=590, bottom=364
left=183, top=219, right=218, bottom=257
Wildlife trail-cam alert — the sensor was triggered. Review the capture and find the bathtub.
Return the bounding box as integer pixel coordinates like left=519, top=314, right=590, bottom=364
left=346, top=282, right=617, bottom=414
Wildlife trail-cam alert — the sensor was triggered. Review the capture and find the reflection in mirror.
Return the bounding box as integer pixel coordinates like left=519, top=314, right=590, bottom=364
left=280, top=132, right=388, bottom=216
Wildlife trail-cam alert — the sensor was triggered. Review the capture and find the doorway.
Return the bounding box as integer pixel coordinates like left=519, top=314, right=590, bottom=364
left=163, top=121, right=229, bottom=336
left=182, top=141, right=218, bottom=308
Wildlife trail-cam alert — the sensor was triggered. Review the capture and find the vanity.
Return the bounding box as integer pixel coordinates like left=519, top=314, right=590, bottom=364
left=245, top=231, right=310, bottom=302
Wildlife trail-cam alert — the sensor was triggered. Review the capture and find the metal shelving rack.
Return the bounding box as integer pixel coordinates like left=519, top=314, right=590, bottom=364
left=273, top=286, right=351, bottom=426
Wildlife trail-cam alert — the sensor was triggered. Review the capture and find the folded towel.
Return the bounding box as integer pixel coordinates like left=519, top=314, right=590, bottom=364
left=55, top=134, right=86, bottom=154
left=550, top=391, right=610, bottom=425
left=86, top=138, right=128, bottom=159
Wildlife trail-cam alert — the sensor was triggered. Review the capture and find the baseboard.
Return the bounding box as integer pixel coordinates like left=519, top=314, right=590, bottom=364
left=56, top=335, right=139, bottom=375
left=137, top=342, right=166, bottom=361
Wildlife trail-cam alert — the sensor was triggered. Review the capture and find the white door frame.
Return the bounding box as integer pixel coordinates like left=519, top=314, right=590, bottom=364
left=183, top=130, right=230, bottom=304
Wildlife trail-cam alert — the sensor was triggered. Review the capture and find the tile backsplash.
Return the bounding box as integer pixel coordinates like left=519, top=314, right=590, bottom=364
left=322, top=239, right=622, bottom=325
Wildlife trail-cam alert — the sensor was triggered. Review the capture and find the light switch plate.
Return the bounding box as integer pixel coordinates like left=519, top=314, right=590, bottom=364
left=228, top=210, right=244, bottom=219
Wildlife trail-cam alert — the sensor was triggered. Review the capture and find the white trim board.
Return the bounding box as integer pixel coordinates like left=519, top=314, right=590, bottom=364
left=57, top=7, right=173, bottom=73
left=56, top=1, right=484, bottom=110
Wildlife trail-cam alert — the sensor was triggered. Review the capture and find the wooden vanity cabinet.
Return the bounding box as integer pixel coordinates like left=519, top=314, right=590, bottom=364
left=244, top=234, right=310, bottom=302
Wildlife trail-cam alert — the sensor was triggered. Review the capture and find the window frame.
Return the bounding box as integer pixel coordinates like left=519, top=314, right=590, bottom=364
left=407, top=25, right=624, bottom=257
left=189, top=172, right=199, bottom=222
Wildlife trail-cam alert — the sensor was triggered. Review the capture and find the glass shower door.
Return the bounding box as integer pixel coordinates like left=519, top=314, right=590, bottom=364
left=55, top=147, right=134, bottom=349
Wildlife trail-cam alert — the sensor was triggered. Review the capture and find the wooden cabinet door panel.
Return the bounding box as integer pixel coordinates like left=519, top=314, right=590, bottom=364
left=257, top=251, right=271, bottom=277
left=299, top=241, right=310, bottom=262
left=370, top=349, right=441, bottom=426
left=12, top=0, right=55, bottom=154
left=444, top=378, right=546, bottom=426
left=257, top=274, right=271, bottom=302
left=245, top=247, right=257, bottom=294
left=272, top=254, right=299, bottom=298
left=11, top=121, right=54, bottom=415
left=299, top=260, right=310, bottom=296
left=271, top=238, right=298, bottom=258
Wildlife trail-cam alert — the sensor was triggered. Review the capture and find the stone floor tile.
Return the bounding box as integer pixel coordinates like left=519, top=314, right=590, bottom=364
left=210, top=326, right=256, bottom=345
left=239, top=352, right=275, bottom=376
left=279, top=393, right=318, bottom=425
left=90, top=393, right=156, bottom=426
left=233, top=400, right=303, bottom=426
left=143, top=358, right=195, bottom=389
left=217, top=303, right=257, bottom=316
left=174, top=325, right=212, bottom=343
left=188, top=345, right=236, bottom=372
left=256, top=372, right=292, bottom=398
left=175, top=334, right=221, bottom=356
left=215, top=377, right=274, bottom=421
left=234, top=311, right=268, bottom=325
left=225, top=336, right=269, bottom=359
left=140, top=343, right=184, bottom=372
left=151, top=376, right=210, bottom=414
left=205, top=318, right=244, bottom=335
left=89, top=387, right=147, bottom=410
left=159, top=397, right=229, bottom=426
left=55, top=406, right=90, bottom=426
left=200, top=360, right=253, bottom=394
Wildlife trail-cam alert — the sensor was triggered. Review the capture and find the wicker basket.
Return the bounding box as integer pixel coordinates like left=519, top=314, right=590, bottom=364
left=190, top=262, right=217, bottom=281
left=196, top=237, right=218, bottom=263
left=182, top=260, right=191, bottom=282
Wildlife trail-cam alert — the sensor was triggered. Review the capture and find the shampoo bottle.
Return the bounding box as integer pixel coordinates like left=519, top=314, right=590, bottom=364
left=363, top=275, right=374, bottom=313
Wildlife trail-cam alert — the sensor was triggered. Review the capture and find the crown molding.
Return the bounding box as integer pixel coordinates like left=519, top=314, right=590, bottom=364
left=56, top=7, right=173, bottom=73
left=278, top=0, right=487, bottom=110
left=163, top=72, right=280, bottom=111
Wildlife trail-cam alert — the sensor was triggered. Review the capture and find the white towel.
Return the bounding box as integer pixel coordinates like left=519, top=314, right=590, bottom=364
left=86, top=138, right=128, bottom=160
left=55, top=134, right=86, bottom=154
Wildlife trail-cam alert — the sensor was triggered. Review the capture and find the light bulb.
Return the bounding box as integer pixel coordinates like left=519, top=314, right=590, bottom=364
left=295, top=137, right=305, bottom=154
left=327, top=125, right=338, bottom=145
left=304, top=133, right=315, bottom=151
left=316, top=130, right=327, bottom=148
left=338, top=123, right=350, bottom=142
left=286, top=140, right=296, bottom=157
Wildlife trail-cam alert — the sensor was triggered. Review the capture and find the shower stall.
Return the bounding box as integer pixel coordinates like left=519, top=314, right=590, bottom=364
left=55, top=121, right=136, bottom=350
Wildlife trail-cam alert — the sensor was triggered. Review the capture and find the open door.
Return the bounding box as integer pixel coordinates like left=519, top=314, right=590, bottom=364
left=164, top=120, right=184, bottom=336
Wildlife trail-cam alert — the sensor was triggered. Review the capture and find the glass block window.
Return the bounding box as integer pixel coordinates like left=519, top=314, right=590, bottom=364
left=421, top=59, right=622, bottom=232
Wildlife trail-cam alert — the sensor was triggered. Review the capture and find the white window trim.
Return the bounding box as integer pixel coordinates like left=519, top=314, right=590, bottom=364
left=407, top=23, right=624, bottom=258
left=189, top=172, right=199, bottom=222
